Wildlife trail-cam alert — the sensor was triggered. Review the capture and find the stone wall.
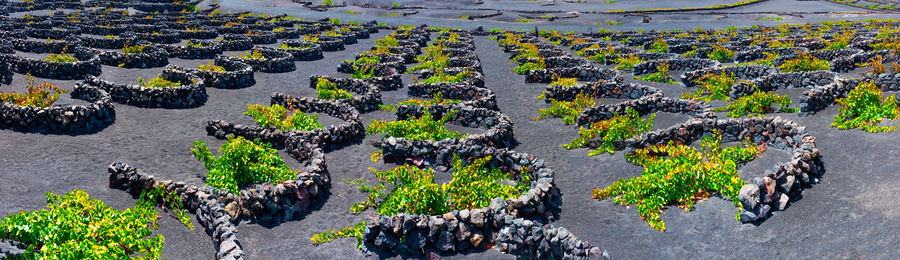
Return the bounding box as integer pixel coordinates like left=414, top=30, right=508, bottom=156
left=799, top=74, right=900, bottom=115
left=619, top=117, right=821, bottom=223
left=308, top=75, right=383, bottom=112
left=76, top=75, right=208, bottom=108
left=541, top=81, right=662, bottom=102
left=632, top=58, right=720, bottom=76
left=164, top=59, right=256, bottom=89
left=525, top=66, right=623, bottom=83
left=0, top=62, right=10, bottom=85
left=378, top=103, right=515, bottom=162
left=364, top=143, right=604, bottom=258
left=577, top=95, right=714, bottom=126
left=216, top=47, right=295, bottom=73
left=277, top=40, right=324, bottom=61
left=173, top=40, right=223, bottom=60
left=98, top=44, right=169, bottom=69
left=681, top=65, right=777, bottom=87
left=1, top=46, right=101, bottom=80
left=0, top=85, right=115, bottom=133
left=220, top=34, right=254, bottom=51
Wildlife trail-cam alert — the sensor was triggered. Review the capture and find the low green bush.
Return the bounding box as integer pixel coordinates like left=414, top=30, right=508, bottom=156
left=0, top=190, right=164, bottom=259
left=777, top=52, right=830, bottom=72
left=367, top=110, right=463, bottom=141
left=533, top=93, right=596, bottom=125
left=0, top=74, right=67, bottom=107
left=715, top=89, right=797, bottom=118
left=191, top=136, right=297, bottom=194
left=315, top=78, right=354, bottom=100
left=682, top=72, right=735, bottom=102
left=831, top=81, right=899, bottom=132
left=564, top=108, right=654, bottom=156
left=593, top=132, right=759, bottom=231
left=243, top=104, right=322, bottom=131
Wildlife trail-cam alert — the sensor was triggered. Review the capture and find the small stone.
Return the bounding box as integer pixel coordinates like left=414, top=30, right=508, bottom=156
left=739, top=204, right=771, bottom=222
left=777, top=194, right=790, bottom=211
left=436, top=230, right=454, bottom=252
left=456, top=223, right=471, bottom=241
left=224, top=201, right=239, bottom=219
left=469, top=209, right=485, bottom=227
left=738, top=184, right=760, bottom=210
left=374, top=231, right=400, bottom=248
left=406, top=229, right=428, bottom=249
left=470, top=229, right=484, bottom=248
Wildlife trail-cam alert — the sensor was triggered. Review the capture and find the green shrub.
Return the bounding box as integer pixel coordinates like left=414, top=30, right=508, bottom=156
left=533, top=93, right=596, bottom=125
left=715, top=89, right=797, bottom=118
left=648, top=39, right=668, bottom=53
left=564, top=108, right=654, bottom=156
left=0, top=190, right=164, bottom=259
left=511, top=43, right=539, bottom=60
left=310, top=222, right=366, bottom=248
left=141, top=185, right=195, bottom=230
left=350, top=155, right=530, bottom=215
left=122, top=43, right=148, bottom=54
left=379, top=92, right=461, bottom=112
left=243, top=104, right=322, bottom=131
left=831, top=81, right=899, bottom=132
left=682, top=72, right=735, bottom=102
left=777, top=52, right=830, bottom=72
left=277, top=42, right=311, bottom=50
left=233, top=49, right=265, bottom=59
left=549, top=77, right=577, bottom=87
left=409, top=45, right=449, bottom=71
left=346, top=55, right=381, bottom=64
left=636, top=62, right=678, bottom=84
left=185, top=41, right=209, bottom=48
left=367, top=110, right=463, bottom=141
left=768, top=39, right=794, bottom=48
left=43, top=53, right=78, bottom=63
left=516, top=19, right=535, bottom=23
left=198, top=61, right=226, bottom=72
left=593, top=132, right=758, bottom=231
left=750, top=52, right=779, bottom=66
left=513, top=59, right=545, bottom=74
left=613, top=54, right=645, bottom=71
left=316, top=78, right=354, bottom=100
left=417, top=70, right=471, bottom=84
left=583, top=44, right=621, bottom=64
left=708, top=44, right=735, bottom=62
left=0, top=74, right=67, bottom=107
left=191, top=136, right=297, bottom=194
left=350, top=63, right=376, bottom=79
left=138, top=74, right=183, bottom=88
left=870, top=38, right=900, bottom=53
left=824, top=30, right=854, bottom=50
left=375, top=35, right=400, bottom=47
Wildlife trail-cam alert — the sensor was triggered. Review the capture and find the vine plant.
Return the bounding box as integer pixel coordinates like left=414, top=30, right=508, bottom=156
left=715, top=87, right=797, bottom=118
left=0, top=74, right=67, bottom=107
left=564, top=108, right=655, bottom=156
left=636, top=62, right=678, bottom=84
left=682, top=72, right=735, bottom=102
left=243, top=104, right=322, bottom=131
left=367, top=110, right=463, bottom=141
left=378, top=92, right=460, bottom=112
left=593, top=132, right=760, bottom=231
left=0, top=190, right=164, bottom=259
left=315, top=78, right=354, bottom=100
left=533, top=93, right=596, bottom=125
left=831, top=81, right=899, bottom=132
left=191, top=136, right=297, bottom=194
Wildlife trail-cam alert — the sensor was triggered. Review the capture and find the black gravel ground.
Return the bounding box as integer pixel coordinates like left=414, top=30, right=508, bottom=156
left=3, top=0, right=900, bottom=259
